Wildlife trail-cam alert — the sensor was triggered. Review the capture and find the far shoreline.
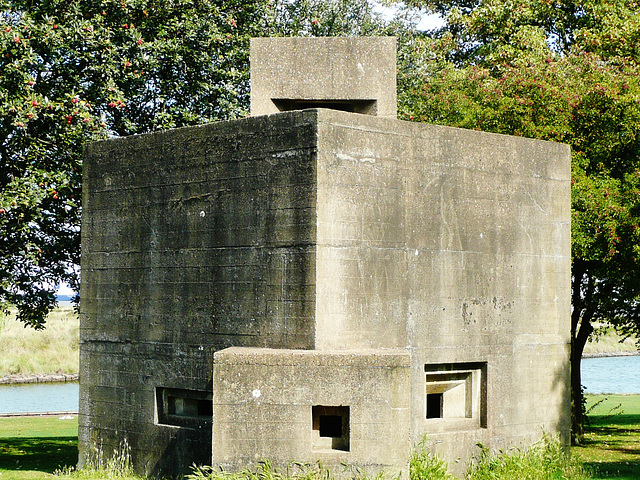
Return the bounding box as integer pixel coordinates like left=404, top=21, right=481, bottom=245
left=582, top=351, right=639, bottom=358
left=0, top=373, right=79, bottom=385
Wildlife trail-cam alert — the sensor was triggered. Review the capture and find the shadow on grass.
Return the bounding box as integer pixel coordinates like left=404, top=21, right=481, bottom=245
left=0, top=436, right=77, bottom=473
left=588, top=414, right=640, bottom=427
left=580, top=412, right=640, bottom=480
left=581, top=460, right=640, bottom=480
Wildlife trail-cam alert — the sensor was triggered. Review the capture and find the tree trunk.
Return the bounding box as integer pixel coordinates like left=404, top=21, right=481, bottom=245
left=570, top=262, right=594, bottom=445
left=571, top=308, right=593, bottom=445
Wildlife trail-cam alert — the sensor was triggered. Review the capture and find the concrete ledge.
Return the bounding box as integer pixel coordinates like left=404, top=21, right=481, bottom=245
left=214, top=347, right=411, bottom=366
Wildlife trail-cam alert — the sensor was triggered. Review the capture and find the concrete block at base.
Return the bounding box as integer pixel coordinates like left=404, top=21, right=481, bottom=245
left=212, top=347, right=411, bottom=478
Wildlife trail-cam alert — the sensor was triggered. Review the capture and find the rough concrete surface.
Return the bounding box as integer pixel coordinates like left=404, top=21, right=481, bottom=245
left=212, top=347, right=410, bottom=477
left=81, top=36, right=570, bottom=479
left=81, top=108, right=570, bottom=478
left=250, top=37, right=397, bottom=118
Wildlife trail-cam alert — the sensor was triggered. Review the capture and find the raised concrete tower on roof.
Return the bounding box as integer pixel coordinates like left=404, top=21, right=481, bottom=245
left=250, top=37, right=397, bottom=118
left=80, top=36, right=571, bottom=479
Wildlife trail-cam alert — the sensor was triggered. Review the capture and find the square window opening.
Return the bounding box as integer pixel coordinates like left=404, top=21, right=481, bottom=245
left=425, top=362, right=487, bottom=428
left=312, top=405, right=350, bottom=452
left=156, top=387, right=212, bottom=429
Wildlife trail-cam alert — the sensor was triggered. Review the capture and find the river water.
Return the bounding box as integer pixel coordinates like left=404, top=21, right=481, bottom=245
left=0, top=381, right=78, bottom=414
left=582, top=355, right=640, bottom=394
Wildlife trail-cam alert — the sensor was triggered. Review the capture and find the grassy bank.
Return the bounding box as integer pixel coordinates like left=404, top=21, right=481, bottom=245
left=583, top=326, right=638, bottom=356
left=2, top=394, right=638, bottom=480
left=0, top=307, right=79, bottom=377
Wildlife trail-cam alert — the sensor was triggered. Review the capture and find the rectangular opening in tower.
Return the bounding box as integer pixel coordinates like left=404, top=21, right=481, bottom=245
left=312, top=405, right=350, bottom=451
left=426, top=392, right=443, bottom=419
left=156, top=387, right=212, bottom=429
left=424, top=362, right=487, bottom=428
left=271, top=99, right=377, bottom=115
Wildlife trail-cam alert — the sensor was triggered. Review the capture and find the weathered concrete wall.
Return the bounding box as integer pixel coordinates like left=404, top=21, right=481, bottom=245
left=80, top=111, right=322, bottom=478
left=212, top=347, right=411, bottom=478
left=312, top=109, right=571, bottom=470
left=250, top=37, right=396, bottom=118
left=81, top=107, right=570, bottom=477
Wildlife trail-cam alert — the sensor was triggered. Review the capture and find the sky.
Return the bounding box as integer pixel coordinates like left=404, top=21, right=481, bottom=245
left=415, top=12, right=444, bottom=30
left=57, top=284, right=75, bottom=296
left=372, top=2, right=444, bottom=31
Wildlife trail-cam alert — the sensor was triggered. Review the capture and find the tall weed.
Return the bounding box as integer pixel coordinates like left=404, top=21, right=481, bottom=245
left=188, top=436, right=590, bottom=480
left=409, top=442, right=456, bottom=480
left=467, top=435, right=590, bottom=480
left=61, top=439, right=146, bottom=480
left=187, top=461, right=332, bottom=480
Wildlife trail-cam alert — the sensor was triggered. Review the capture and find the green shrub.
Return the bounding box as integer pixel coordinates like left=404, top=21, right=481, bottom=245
left=467, top=436, right=590, bottom=480
left=409, top=445, right=456, bottom=480
left=187, top=460, right=332, bottom=480
left=61, top=439, right=146, bottom=480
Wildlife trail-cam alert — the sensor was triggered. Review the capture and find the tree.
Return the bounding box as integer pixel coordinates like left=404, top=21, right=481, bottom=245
left=0, top=0, right=269, bottom=329
left=264, top=0, right=386, bottom=37
left=393, top=0, right=640, bottom=443
left=0, top=0, right=389, bottom=329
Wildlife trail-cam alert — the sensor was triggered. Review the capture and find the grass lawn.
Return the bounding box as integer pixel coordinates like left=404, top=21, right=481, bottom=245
left=572, top=394, right=640, bottom=480
left=0, top=415, right=78, bottom=479
left=0, top=396, right=638, bottom=479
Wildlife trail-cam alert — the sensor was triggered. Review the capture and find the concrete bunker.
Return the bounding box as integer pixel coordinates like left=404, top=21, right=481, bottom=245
left=80, top=37, right=571, bottom=478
